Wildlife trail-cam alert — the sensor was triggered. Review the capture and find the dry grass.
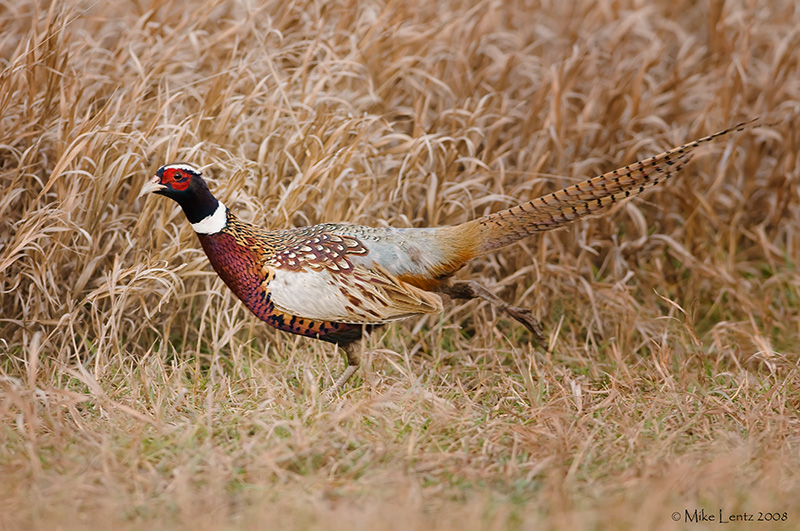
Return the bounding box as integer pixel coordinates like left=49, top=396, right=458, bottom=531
left=1, top=0, right=800, bottom=529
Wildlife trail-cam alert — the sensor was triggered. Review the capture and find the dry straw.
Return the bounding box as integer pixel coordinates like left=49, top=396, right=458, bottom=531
left=1, top=0, right=799, bottom=529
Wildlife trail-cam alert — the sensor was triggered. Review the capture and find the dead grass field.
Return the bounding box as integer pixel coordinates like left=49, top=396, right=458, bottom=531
left=2, top=0, right=800, bottom=529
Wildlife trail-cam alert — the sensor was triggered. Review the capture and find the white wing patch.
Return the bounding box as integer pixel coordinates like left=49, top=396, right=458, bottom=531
left=268, top=267, right=443, bottom=324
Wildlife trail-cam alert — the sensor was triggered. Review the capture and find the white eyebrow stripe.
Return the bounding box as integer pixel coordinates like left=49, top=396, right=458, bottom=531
left=164, top=163, right=201, bottom=174
left=191, top=201, right=228, bottom=234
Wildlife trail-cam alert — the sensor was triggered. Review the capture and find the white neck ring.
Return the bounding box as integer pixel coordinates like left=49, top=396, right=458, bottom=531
left=191, top=201, right=228, bottom=234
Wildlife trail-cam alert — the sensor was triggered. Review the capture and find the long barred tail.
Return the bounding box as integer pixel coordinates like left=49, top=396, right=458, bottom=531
left=466, top=118, right=759, bottom=255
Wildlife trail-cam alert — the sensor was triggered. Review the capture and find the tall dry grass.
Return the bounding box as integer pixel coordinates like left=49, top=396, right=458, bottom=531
left=1, top=0, right=799, bottom=529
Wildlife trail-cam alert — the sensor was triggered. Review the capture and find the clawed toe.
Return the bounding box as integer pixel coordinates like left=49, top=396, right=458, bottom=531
left=503, top=305, right=548, bottom=349
left=325, top=341, right=361, bottom=398
left=326, top=364, right=358, bottom=398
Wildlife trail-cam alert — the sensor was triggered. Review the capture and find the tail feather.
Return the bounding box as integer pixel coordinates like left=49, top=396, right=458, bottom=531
left=464, top=118, right=759, bottom=255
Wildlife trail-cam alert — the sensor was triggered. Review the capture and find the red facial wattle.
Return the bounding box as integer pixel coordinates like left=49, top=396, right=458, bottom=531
left=162, top=168, right=190, bottom=191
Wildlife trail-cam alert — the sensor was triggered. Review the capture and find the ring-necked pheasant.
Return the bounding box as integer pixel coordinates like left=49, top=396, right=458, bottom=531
left=139, top=120, right=756, bottom=391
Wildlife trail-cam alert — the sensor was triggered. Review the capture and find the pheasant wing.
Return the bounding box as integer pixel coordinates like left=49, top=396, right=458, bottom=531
left=267, top=263, right=443, bottom=324
left=265, top=228, right=443, bottom=324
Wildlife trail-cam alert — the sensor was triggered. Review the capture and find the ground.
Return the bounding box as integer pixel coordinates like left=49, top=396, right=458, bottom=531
left=1, top=0, right=799, bottom=529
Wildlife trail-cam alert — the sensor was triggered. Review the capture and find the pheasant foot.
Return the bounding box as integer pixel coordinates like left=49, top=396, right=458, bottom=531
left=326, top=341, right=361, bottom=397
left=439, top=280, right=548, bottom=349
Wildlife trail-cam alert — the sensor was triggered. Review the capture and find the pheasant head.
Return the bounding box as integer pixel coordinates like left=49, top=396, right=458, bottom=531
left=139, top=163, right=227, bottom=233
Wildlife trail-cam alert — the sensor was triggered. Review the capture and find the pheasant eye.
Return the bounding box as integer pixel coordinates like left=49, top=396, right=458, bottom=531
left=162, top=167, right=192, bottom=191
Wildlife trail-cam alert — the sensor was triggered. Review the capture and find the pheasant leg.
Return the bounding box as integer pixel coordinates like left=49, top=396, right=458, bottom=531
left=327, top=342, right=360, bottom=397
left=439, top=280, right=548, bottom=349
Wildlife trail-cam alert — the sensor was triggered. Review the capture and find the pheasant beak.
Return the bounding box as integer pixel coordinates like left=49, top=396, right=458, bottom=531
left=138, top=175, right=166, bottom=198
